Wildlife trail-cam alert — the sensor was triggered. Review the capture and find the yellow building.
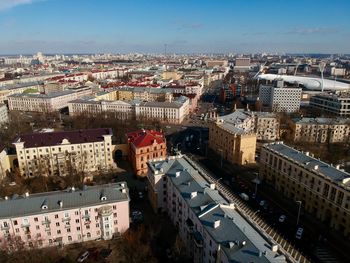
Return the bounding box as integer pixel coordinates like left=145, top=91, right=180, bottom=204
left=208, top=118, right=256, bottom=165
left=162, top=71, right=182, bottom=81
left=116, top=89, right=134, bottom=101
left=260, top=142, right=350, bottom=237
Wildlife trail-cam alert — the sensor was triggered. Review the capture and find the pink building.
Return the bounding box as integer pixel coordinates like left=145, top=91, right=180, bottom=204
left=0, top=183, right=130, bottom=249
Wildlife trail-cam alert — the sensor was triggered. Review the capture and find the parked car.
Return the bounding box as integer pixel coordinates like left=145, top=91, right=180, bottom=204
left=259, top=200, right=266, bottom=206
left=295, top=227, right=304, bottom=239
left=77, top=251, right=89, bottom=262
left=239, top=193, right=249, bottom=201
left=138, top=191, right=144, bottom=199
left=278, top=215, right=286, bottom=223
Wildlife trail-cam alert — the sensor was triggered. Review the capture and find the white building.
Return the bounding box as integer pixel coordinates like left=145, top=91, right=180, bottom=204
left=13, top=128, right=115, bottom=177
left=0, top=183, right=130, bottom=249
left=0, top=104, right=8, bottom=124
left=8, top=87, right=92, bottom=112
left=147, top=155, right=287, bottom=263
left=259, top=81, right=302, bottom=113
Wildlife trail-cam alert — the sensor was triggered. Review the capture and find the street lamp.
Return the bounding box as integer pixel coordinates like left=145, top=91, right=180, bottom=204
left=296, top=200, right=302, bottom=226
left=252, top=176, right=261, bottom=197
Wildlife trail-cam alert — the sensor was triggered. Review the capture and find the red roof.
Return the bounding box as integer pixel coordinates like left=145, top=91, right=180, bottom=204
left=15, top=128, right=113, bottom=148
left=126, top=130, right=165, bottom=148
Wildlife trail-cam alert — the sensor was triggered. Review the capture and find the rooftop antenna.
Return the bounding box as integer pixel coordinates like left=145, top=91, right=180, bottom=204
left=319, top=61, right=326, bottom=92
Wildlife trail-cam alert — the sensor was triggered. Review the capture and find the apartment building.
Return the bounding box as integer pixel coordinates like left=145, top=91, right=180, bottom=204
left=13, top=128, right=115, bottom=177
left=310, top=93, right=350, bottom=116
left=259, top=81, right=302, bottom=113
left=68, top=96, right=189, bottom=124
left=290, top=117, right=350, bottom=143
left=68, top=99, right=134, bottom=119
left=223, top=109, right=279, bottom=141
left=147, top=155, right=286, bottom=263
left=8, top=87, right=92, bottom=112
left=0, top=144, right=11, bottom=180
left=0, top=183, right=130, bottom=249
left=0, top=81, right=43, bottom=103
left=0, top=104, right=8, bottom=124
left=126, top=130, right=166, bottom=176
left=208, top=115, right=257, bottom=165
left=135, top=96, right=190, bottom=124
left=260, top=142, right=350, bottom=237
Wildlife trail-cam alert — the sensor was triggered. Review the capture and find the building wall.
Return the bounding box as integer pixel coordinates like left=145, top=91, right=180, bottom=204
left=0, top=149, right=11, bottom=180
left=208, top=121, right=256, bottom=165
left=310, top=94, right=350, bottom=116
left=129, top=142, right=166, bottom=176
left=260, top=144, right=350, bottom=237
left=0, top=104, right=8, bottom=124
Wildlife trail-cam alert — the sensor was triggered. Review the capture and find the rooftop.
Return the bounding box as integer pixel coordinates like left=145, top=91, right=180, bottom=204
left=126, top=129, right=165, bottom=148
left=148, top=156, right=286, bottom=263
left=0, top=182, right=129, bottom=219
left=263, top=142, right=350, bottom=187
left=14, top=128, right=113, bottom=148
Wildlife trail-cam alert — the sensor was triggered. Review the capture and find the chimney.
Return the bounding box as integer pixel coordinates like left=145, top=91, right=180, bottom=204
left=213, top=219, right=220, bottom=228
left=25, top=192, right=29, bottom=198
left=58, top=201, right=63, bottom=208
left=209, top=183, right=215, bottom=189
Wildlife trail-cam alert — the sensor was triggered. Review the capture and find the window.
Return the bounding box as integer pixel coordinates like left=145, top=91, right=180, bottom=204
left=87, top=232, right=91, bottom=238
left=34, top=217, right=38, bottom=222
left=56, top=222, right=60, bottom=227
left=55, top=214, right=58, bottom=219
left=57, top=230, right=61, bottom=234
left=68, top=236, right=72, bottom=241
left=77, top=227, right=80, bottom=231
left=76, top=219, right=79, bottom=223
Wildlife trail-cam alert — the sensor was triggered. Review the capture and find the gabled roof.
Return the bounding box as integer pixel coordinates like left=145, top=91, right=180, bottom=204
left=14, top=128, right=113, bottom=148
left=126, top=129, right=165, bottom=148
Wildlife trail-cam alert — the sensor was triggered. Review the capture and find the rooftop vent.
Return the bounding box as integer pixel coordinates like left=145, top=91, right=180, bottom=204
left=228, top=241, right=235, bottom=249
left=58, top=200, right=63, bottom=208
left=41, top=204, right=48, bottom=210
left=25, top=192, right=29, bottom=198
left=209, top=183, right=215, bottom=190
left=71, top=186, right=75, bottom=192
left=190, top=191, right=197, bottom=199
left=314, top=165, right=319, bottom=170
left=213, top=219, right=220, bottom=228
left=122, top=188, right=127, bottom=194
left=175, top=171, right=181, bottom=177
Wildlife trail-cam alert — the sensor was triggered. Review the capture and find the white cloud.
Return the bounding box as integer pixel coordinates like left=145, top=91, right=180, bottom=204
left=0, top=0, right=43, bottom=11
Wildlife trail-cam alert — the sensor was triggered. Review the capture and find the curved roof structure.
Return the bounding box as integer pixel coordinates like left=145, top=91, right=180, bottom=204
left=257, top=74, right=350, bottom=91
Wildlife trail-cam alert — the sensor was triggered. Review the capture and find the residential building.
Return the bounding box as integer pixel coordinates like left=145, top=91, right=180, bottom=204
left=13, top=128, right=115, bottom=177
left=147, top=155, right=287, bottom=263
left=0, top=183, right=130, bottom=249
left=126, top=130, right=166, bottom=176
left=310, top=93, right=350, bottom=116
left=0, top=81, right=43, bottom=103
left=135, top=96, right=190, bottom=124
left=208, top=115, right=256, bottom=165
left=290, top=117, right=350, bottom=143
left=222, top=109, right=279, bottom=141
left=259, top=81, right=302, bottom=113
left=260, top=142, right=350, bottom=237
left=0, top=104, right=8, bottom=124
left=8, top=87, right=92, bottom=112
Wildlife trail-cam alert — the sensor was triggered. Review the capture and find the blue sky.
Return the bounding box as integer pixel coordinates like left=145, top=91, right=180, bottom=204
left=0, top=0, right=349, bottom=54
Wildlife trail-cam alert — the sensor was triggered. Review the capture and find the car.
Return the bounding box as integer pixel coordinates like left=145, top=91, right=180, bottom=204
left=278, top=215, right=286, bottom=223
left=138, top=191, right=144, bottom=199
left=259, top=200, right=266, bottom=206
left=295, top=227, right=304, bottom=239
left=77, top=251, right=89, bottom=262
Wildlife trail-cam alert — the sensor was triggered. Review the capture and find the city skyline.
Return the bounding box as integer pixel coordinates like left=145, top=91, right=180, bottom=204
left=0, top=0, right=350, bottom=54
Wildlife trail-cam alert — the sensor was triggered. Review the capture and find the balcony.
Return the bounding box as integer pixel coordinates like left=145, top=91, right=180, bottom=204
left=42, top=219, right=51, bottom=225
left=62, top=217, right=71, bottom=222
left=1, top=225, right=10, bottom=231
left=21, top=222, right=30, bottom=228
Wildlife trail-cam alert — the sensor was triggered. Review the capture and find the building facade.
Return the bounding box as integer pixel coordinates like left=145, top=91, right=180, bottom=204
left=0, top=183, right=130, bottom=249
left=290, top=117, right=350, bottom=143
left=147, top=155, right=286, bottom=263
left=208, top=115, right=256, bottom=165
left=13, top=128, right=115, bottom=177
left=0, top=104, right=8, bottom=124
left=259, top=82, right=302, bottom=113
left=8, top=87, right=92, bottom=113
left=310, top=93, right=350, bottom=116
left=260, top=142, right=350, bottom=237
left=126, top=130, right=166, bottom=176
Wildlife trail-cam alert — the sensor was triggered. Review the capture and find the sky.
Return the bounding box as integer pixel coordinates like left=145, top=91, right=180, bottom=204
left=0, top=0, right=349, bottom=54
